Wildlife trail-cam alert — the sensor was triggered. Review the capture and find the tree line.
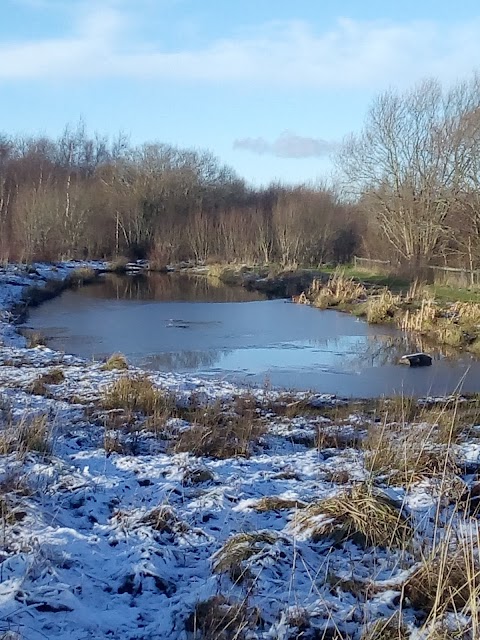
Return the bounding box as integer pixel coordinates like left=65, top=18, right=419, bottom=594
left=2, top=72, right=480, bottom=273
left=0, top=122, right=357, bottom=266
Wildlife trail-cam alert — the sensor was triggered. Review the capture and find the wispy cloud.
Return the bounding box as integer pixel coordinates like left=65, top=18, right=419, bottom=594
left=233, top=132, right=337, bottom=158
left=1, top=6, right=479, bottom=88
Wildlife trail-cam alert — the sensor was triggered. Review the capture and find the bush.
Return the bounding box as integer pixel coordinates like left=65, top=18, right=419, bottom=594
left=107, top=257, right=129, bottom=273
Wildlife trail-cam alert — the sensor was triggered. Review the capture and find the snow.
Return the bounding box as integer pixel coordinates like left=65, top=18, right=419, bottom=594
left=0, top=263, right=479, bottom=639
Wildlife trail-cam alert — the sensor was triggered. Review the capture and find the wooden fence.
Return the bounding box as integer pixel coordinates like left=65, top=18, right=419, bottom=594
left=353, top=256, right=480, bottom=287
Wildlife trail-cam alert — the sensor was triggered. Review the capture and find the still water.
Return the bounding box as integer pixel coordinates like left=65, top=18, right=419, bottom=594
left=23, top=273, right=480, bottom=398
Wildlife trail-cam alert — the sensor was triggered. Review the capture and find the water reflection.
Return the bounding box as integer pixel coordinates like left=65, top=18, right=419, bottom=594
left=81, top=273, right=266, bottom=303
left=23, top=274, right=480, bottom=397
left=143, top=349, right=231, bottom=371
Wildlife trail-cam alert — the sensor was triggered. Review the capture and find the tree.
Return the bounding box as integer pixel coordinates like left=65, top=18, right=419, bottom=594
left=337, top=75, right=480, bottom=269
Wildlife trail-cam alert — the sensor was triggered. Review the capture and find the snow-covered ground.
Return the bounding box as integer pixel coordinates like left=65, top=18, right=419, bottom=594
left=0, top=264, right=479, bottom=640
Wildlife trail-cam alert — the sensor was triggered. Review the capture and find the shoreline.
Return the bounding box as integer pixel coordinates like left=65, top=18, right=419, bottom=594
left=2, top=262, right=480, bottom=639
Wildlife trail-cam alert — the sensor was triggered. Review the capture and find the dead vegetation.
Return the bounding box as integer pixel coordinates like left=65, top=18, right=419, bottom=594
left=253, top=496, right=307, bottom=512
left=101, top=352, right=129, bottom=371
left=102, top=375, right=173, bottom=415
left=185, top=595, right=259, bottom=640
left=307, top=270, right=367, bottom=309
left=405, top=541, right=480, bottom=618
left=29, top=368, right=65, bottom=395
left=140, top=506, right=189, bottom=536
left=174, top=408, right=265, bottom=459
left=293, top=484, right=412, bottom=549
left=0, top=414, right=51, bottom=457
left=212, top=531, right=279, bottom=582
left=360, top=616, right=409, bottom=640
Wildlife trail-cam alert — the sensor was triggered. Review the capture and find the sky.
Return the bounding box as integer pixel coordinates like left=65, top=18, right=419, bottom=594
left=0, top=0, right=480, bottom=186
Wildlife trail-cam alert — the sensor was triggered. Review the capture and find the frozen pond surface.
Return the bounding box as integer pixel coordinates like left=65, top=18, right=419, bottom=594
left=23, top=273, right=480, bottom=397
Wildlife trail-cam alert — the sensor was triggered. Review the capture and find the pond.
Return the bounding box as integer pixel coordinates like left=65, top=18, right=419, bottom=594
left=22, top=273, right=480, bottom=398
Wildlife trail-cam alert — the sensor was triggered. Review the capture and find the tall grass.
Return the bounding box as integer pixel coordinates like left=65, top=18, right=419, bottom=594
left=308, top=270, right=367, bottom=309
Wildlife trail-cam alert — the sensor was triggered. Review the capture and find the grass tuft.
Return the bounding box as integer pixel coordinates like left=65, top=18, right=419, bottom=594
left=174, top=406, right=265, bottom=459
left=361, top=615, right=409, bottom=640
left=30, top=368, right=65, bottom=395
left=101, top=352, right=129, bottom=371
left=307, top=269, right=367, bottom=309
left=185, top=595, right=259, bottom=640
left=212, top=531, right=278, bottom=581
left=102, top=375, right=172, bottom=415
left=293, top=484, right=412, bottom=549
left=253, top=496, right=307, bottom=512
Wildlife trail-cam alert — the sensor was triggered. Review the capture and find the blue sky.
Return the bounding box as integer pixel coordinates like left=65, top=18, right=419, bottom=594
left=1, top=0, right=480, bottom=185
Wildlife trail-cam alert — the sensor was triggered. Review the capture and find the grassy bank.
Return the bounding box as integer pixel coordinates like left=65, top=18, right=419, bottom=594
left=292, top=269, right=480, bottom=354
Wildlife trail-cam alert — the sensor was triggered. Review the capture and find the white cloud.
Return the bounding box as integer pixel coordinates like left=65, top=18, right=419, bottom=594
left=0, top=7, right=479, bottom=88
left=233, top=131, right=337, bottom=158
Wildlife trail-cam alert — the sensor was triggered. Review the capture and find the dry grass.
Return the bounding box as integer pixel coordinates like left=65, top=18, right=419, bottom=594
left=102, top=375, right=173, bottom=415
left=361, top=615, right=409, bottom=640
left=293, top=484, right=412, bottom=549
left=405, top=541, right=480, bottom=618
left=363, top=398, right=465, bottom=484
left=107, top=256, right=129, bottom=273
left=140, top=506, right=189, bottom=535
left=30, top=368, right=65, bottom=395
left=364, top=421, right=458, bottom=484
left=0, top=414, right=52, bottom=457
left=398, top=298, right=480, bottom=350
left=253, top=496, right=307, bottom=512
left=308, top=270, right=367, bottom=309
left=365, top=289, right=401, bottom=323
left=185, top=595, right=259, bottom=640
left=101, top=352, right=129, bottom=371
left=69, top=267, right=97, bottom=285
left=174, top=407, right=265, bottom=459
left=212, top=531, right=278, bottom=581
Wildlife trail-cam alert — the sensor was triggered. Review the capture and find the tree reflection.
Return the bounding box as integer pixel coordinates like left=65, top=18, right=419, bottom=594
left=79, top=273, right=266, bottom=303
left=142, top=349, right=230, bottom=371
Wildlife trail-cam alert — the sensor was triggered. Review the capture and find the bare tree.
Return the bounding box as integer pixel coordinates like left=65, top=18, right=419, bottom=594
left=337, top=75, right=480, bottom=269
